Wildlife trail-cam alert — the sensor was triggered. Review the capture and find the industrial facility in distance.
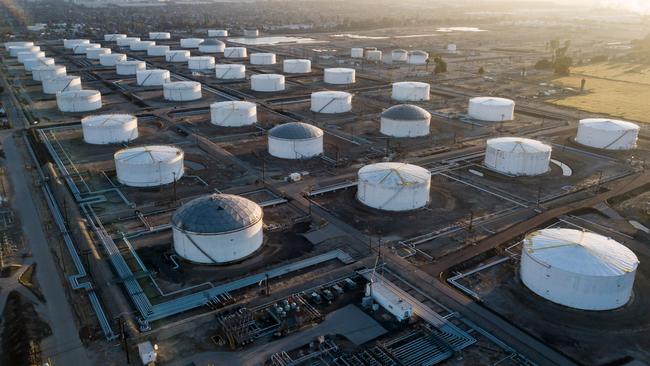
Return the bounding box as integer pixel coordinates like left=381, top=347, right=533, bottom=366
left=0, top=0, right=649, bottom=365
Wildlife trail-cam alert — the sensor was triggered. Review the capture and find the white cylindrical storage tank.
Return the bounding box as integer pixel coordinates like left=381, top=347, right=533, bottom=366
left=391, top=49, right=408, bottom=62
left=116, top=37, right=140, bottom=47
left=243, top=29, right=259, bottom=37
left=468, top=97, right=515, bottom=122
left=9, top=45, right=40, bottom=57
left=32, top=65, right=66, bottom=81
left=100, top=53, right=126, bottom=66
left=215, top=64, right=246, bottom=79
left=575, top=118, right=640, bottom=150
left=198, top=39, right=225, bottom=53
left=392, top=82, right=430, bottom=102
left=73, top=43, right=99, bottom=55
left=366, top=50, right=382, bottom=61
left=4, top=41, right=34, bottom=48
left=172, top=194, right=263, bottom=264
left=251, top=74, right=285, bottom=92
left=56, top=90, right=102, bottom=112
left=447, top=43, right=457, bottom=53
left=163, top=81, right=202, bottom=101
left=283, top=59, right=311, bottom=74
left=86, top=47, right=111, bottom=60
left=149, top=32, right=171, bottom=40
left=521, top=228, right=639, bottom=311
left=17, top=51, right=45, bottom=63
left=210, top=101, right=257, bottom=127
left=484, top=137, right=551, bottom=176
left=24, top=57, right=54, bottom=71
left=310, top=91, right=352, bottom=114
left=324, top=68, right=355, bottom=85
left=208, top=29, right=228, bottom=37
left=250, top=53, right=276, bottom=65
left=188, top=56, right=215, bottom=70
left=116, top=60, right=146, bottom=75
left=81, top=114, right=139, bottom=144
left=268, top=122, right=323, bottom=159
left=130, top=40, right=155, bottom=51
left=407, top=50, right=429, bottom=65
left=63, top=39, right=88, bottom=49
left=104, top=34, right=127, bottom=42
left=42, top=75, right=82, bottom=94
left=180, top=38, right=204, bottom=48
left=224, top=47, right=247, bottom=59
left=357, top=162, right=431, bottom=211
left=351, top=48, right=364, bottom=58
left=165, top=50, right=191, bottom=62
left=136, top=69, right=170, bottom=86
left=147, top=45, right=170, bottom=56
left=380, top=104, right=431, bottom=138
left=114, top=145, right=184, bottom=187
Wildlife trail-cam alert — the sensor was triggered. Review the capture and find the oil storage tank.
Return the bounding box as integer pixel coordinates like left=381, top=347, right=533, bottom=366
left=324, top=68, right=355, bottom=85
left=56, top=90, right=102, bottom=112
left=380, top=104, right=431, bottom=138
left=86, top=47, right=111, bottom=60
left=114, top=145, right=184, bottom=187
left=351, top=48, right=364, bottom=58
left=407, top=50, right=428, bottom=65
left=251, top=74, right=285, bottom=92
left=136, top=69, right=170, bottom=86
left=575, top=118, right=640, bottom=150
left=224, top=47, right=247, bottom=59
left=172, top=194, right=264, bottom=264
left=74, top=43, right=99, bottom=54
left=63, top=39, right=88, bottom=49
left=391, top=49, right=408, bottom=62
left=165, top=50, right=191, bottom=62
left=117, top=37, right=140, bottom=47
left=521, top=228, right=639, bottom=310
left=163, top=81, right=202, bottom=101
left=32, top=65, right=66, bottom=81
left=100, top=53, right=126, bottom=66
left=180, top=38, right=204, bottom=48
left=366, top=50, right=382, bottom=61
left=17, top=51, right=45, bottom=63
left=104, top=34, right=126, bottom=42
left=9, top=45, right=39, bottom=57
left=149, top=32, right=171, bottom=40
left=210, top=101, right=257, bottom=127
left=250, top=53, right=276, bottom=65
left=116, top=60, right=146, bottom=75
left=468, top=97, right=515, bottom=122
left=244, top=29, right=259, bottom=37
left=81, top=114, right=138, bottom=144
left=283, top=59, right=311, bottom=74
left=392, top=82, right=430, bottom=101
left=215, top=64, right=246, bottom=79
left=24, top=57, right=54, bottom=71
left=484, top=137, right=551, bottom=176
left=208, top=29, right=228, bottom=37
left=131, top=40, right=155, bottom=51
left=310, top=91, right=352, bottom=114
left=357, top=162, right=431, bottom=211
left=42, top=75, right=82, bottom=94
left=268, top=122, right=323, bottom=159
left=198, top=39, right=225, bottom=53
left=188, top=56, right=215, bottom=70
left=147, top=45, right=170, bottom=57
left=5, top=41, right=34, bottom=48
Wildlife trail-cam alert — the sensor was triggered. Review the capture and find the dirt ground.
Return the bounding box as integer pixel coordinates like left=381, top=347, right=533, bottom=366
left=1, top=291, right=52, bottom=366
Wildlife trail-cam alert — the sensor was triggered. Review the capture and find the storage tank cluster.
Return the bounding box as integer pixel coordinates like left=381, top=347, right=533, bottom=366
left=224, top=47, right=247, bottom=59
left=357, top=162, right=431, bottom=211
left=380, top=104, right=431, bottom=138
left=100, top=53, right=126, bottom=66
left=56, top=90, right=102, bottom=112
left=215, top=64, right=246, bottom=79
left=136, top=69, right=170, bottom=86
left=324, top=68, right=355, bottom=85
left=164, top=81, right=202, bottom=101
left=180, top=38, right=204, bottom=49
left=166, top=50, right=191, bottom=62
left=250, top=53, right=276, bottom=65
left=392, top=82, right=430, bottom=102
left=114, top=145, right=184, bottom=187
left=283, top=59, right=311, bottom=74
left=188, top=56, right=216, bottom=70
left=310, top=91, right=352, bottom=114
left=81, top=114, right=138, bottom=144
left=268, top=122, right=324, bottom=159
left=575, top=118, right=639, bottom=150
left=210, top=101, right=257, bottom=127
left=484, top=137, right=551, bottom=176
left=198, top=39, right=225, bottom=53
left=521, top=228, right=639, bottom=310
left=116, top=60, right=146, bottom=75
left=172, top=194, right=263, bottom=264
left=251, top=74, right=285, bottom=92
left=468, top=97, right=515, bottom=122
left=149, top=32, right=171, bottom=40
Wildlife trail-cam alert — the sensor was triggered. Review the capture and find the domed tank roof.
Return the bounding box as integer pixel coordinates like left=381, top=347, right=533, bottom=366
left=381, top=104, right=431, bottom=121
left=172, top=194, right=263, bottom=234
left=200, top=38, right=225, bottom=46
left=269, top=122, right=323, bottom=140
left=486, top=137, right=551, bottom=153
left=358, top=162, right=430, bottom=186
left=579, top=118, right=639, bottom=132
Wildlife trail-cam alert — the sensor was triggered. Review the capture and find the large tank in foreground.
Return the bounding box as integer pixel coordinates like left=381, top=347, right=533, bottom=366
left=172, top=194, right=263, bottom=264
left=356, top=162, right=431, bottom=211
left=114, top=145, right=184, bottom=187
left=521, top=228, right=639, bottom=310
left=468, top=97, right=515, bottom=122
left=484, top=137, right=551, bottom=176
left=268, top=122, right=323, bottom=159
left=82, top=114, right=138, bottom=144
left=575, top=118, right=640, bottom=150
left=380, top=104, right=431, bottom=138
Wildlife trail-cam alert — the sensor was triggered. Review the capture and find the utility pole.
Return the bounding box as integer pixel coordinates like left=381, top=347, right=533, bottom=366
left=172, top=172, right=177, bottom=202
left=265, top=273, right=270, bottom=296
left=120, top=318, right=130, bottom=364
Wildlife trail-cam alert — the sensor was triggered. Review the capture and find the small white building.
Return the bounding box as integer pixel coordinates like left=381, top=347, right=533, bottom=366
left=366, top=281, right=413, bottom=322
left=351, top=47, right=364, bottom=58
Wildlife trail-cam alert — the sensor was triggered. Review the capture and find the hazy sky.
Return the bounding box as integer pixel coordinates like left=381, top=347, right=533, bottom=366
left=563, top=0, right=649, bottom=13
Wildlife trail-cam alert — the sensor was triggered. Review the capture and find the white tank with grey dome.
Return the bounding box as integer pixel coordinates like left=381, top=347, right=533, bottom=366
left=198, top=39, right=225, bottom=53
left=268, top=122, right=324, bottom=159
left=172, top=194, right=264, bottom=264
left=380, top=104, right=431, bottom=137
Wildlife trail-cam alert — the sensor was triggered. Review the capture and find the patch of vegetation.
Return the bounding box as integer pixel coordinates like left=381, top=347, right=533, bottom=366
left=18, top=263, right=45, bottom=302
